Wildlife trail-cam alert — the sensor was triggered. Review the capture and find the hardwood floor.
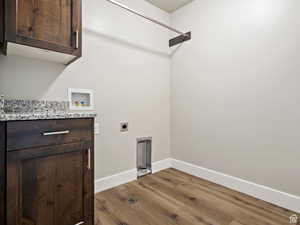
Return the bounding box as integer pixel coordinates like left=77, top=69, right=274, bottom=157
left=95, top=168, right=299, bottom=225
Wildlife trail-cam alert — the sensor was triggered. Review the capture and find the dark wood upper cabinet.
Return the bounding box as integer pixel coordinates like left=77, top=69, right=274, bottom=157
left=0, top=0, right=4, bottom=44
left=0, top=0, right=82, bottom=65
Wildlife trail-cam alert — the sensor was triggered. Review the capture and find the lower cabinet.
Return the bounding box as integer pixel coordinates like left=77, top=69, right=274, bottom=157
left=1, top=119, right=95, bottom=225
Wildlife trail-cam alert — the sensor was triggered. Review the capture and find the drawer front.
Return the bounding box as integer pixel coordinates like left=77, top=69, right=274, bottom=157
left=7, top=119, right=93, bottom=151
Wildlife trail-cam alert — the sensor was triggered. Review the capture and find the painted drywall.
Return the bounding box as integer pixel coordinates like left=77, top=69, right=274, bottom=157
left=145, top=0, right=195, bottom=13
left=0, top=0, right=171, bottom=179
left=171, top=0, right=300, bottom=196
left=2, top=0, right=299, bottom=200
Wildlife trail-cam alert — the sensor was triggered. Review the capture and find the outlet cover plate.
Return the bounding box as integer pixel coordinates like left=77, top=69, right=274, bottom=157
left=120, top=122, right=129, bottom=132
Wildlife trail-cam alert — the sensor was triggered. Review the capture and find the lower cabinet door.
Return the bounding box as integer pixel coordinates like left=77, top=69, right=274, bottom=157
left=7, top=143, right=93, bottom=225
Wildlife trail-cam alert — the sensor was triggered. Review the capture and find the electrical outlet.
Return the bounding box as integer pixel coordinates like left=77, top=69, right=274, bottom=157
left=120, top=122, right=128, bottom=132
left=94, top=122, right=100, bottom=135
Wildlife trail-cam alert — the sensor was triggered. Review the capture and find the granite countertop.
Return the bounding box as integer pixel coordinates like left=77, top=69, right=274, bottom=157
left=0, top=99, right=97, bottom=121
left=0, top=112, right=97, bottom=121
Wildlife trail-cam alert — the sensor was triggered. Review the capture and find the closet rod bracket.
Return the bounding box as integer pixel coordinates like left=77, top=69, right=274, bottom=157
left=169, top=32, right=191, bottom=47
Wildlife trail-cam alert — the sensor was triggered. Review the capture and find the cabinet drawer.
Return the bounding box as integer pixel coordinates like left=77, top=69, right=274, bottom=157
left=7, top=119, right=93, bottom=151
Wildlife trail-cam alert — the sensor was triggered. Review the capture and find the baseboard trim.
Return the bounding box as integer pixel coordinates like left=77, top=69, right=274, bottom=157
left=95, top=168, right=137, bottom=193
left=95, top=158, right=171, bottom=193
left=94, top=158, right=300, bottom=213
left=171, top=159, right=300, bottom=213
left=152, top=158, right=172, bottom=173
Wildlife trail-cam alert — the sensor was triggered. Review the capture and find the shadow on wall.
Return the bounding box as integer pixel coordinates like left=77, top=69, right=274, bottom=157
left=170, top=43, right=183, bottom=58
left=0, top=55, right=65, bottom=100
left=0, top=29, right=172, bottom=100
left=83, top=28, right=170, bottom=58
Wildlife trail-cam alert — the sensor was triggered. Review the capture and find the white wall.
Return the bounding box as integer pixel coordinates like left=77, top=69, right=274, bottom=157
left=2, top=0, right=299, bottom=198
left=171, top=0, right=300, bottom=196
left=0, top=0, right=171, bottom=179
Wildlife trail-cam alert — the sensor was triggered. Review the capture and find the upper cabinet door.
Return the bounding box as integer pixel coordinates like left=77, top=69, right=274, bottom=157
left=0, top=0, right=4, bottom=44
left=5, top=0, right=81, bottom=56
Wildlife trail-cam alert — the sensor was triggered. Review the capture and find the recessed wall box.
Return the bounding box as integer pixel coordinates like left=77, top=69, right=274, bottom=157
left=68, top=88, right=94, bottom=111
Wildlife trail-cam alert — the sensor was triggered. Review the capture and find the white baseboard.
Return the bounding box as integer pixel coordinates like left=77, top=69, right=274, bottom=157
left=95, top=168, right=137, bottom=193
left=171, top=159, right=300, bottom=213
left=94, top=158, right=300, bottom=213
left=152, top=158, right=172, bottom=173
left=95, top=158, right=171, bottom=193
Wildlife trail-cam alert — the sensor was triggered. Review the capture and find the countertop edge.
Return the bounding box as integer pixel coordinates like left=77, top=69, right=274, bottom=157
left=0, top=112, right=97, bottom=122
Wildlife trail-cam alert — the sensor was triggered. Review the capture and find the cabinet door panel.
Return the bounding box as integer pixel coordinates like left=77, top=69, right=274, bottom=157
left=7, top=161, right=19, bottom=225
left=7, top=144, right=91, bottom=225
left=17, top=0, right=73, bottom=49
left=0, top=123, right=5, bottom=225
left=22, top=156, right=56, bottom=225
left=55, top=151, right=84, bottom=225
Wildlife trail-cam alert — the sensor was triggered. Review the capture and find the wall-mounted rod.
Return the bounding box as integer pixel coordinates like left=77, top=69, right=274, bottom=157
left=105, top=0, right=188, bottom=37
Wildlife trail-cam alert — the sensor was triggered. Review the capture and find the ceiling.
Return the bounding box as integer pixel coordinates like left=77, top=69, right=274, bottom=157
left=145, top=0, right=194, bottom=13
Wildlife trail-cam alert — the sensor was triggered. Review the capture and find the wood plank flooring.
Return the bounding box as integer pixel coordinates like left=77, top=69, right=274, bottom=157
left=95, top=168, right=299, bottom=225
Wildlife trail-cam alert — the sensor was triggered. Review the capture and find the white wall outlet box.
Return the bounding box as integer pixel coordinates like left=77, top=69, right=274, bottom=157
left=68, top=88, right=94, bottom=111
left=94, top=122, right=100, bottom=135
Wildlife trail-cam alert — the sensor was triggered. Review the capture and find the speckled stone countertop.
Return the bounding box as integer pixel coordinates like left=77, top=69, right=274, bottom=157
left=0, top=99, right=97, bottom=121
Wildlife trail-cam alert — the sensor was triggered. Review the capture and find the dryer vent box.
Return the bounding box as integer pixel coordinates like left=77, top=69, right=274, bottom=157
left=137, top=137, right=152, bottom=178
